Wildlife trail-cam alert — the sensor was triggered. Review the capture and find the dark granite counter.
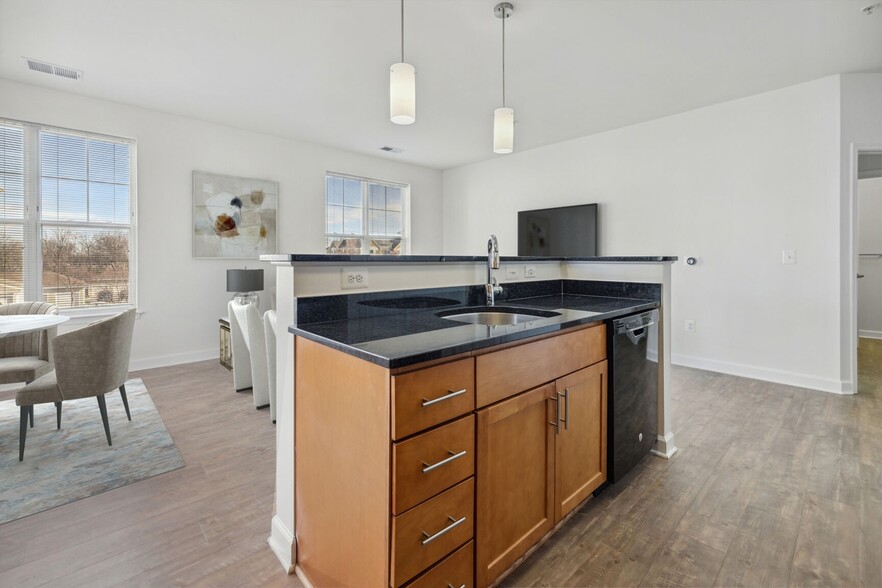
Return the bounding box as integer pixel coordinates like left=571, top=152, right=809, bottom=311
left=290, top=280, right=659, bottom=368
left=263, top=254, right=677, bottom=264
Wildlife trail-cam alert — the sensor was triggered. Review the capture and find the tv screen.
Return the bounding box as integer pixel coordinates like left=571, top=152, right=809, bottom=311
left=518, top=203, right=598, bottom=257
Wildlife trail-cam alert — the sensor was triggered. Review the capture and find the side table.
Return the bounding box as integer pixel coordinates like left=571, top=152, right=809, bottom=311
left=219, top=317, right=232, bottom=370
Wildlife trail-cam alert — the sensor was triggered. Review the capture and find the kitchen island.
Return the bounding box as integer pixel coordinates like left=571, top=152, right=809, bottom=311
left=261, top=255, right=677, bottom=585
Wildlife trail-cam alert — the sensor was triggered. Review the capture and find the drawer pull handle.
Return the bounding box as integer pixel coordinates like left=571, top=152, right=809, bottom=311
left=447, top=585, right=466, bottom=588
left=421, top=515, right=466, bottom=545
left=421, top=388, right=467, bottom=407
left=422, top=450, right=467, bottom=473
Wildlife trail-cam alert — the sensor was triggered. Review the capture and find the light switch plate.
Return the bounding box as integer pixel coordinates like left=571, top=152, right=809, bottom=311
left=505, top=266, right=519, bottom=281
left=782, top=250, right=796, bottom=265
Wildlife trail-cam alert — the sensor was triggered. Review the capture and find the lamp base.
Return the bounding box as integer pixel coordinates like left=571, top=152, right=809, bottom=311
left=232, top=292, right=259, bottom=307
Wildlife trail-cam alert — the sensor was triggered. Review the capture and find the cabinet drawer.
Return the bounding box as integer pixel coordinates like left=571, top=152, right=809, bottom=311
left=404, top=540, right=474, bottom=588
left=393, top=415, right=475, bottom=515
left=393, top=358, right=475, bottom=440
left=392, top=478, right=475, bottom=587
left=476, top=324, right=605, bottom=408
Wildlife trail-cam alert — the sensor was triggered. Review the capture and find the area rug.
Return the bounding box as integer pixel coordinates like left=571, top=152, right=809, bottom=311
left=0, top=379, right=184, bottom=525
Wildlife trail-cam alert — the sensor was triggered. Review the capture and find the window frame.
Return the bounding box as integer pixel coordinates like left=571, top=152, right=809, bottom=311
left=324, top=171, right=410, bottom=255
left=0, top=117, right=138, bottom=316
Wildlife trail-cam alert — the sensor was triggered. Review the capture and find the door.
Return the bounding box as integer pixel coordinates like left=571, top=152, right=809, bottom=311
left=554, top=361, right=608, bottom=522
left=476, top=383, right=556, bottom=587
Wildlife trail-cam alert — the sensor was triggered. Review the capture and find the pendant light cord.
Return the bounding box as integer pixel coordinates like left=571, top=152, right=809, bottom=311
left=401, top=0, right=405, bottom=62
left=502, top=10, right=506, bottom=107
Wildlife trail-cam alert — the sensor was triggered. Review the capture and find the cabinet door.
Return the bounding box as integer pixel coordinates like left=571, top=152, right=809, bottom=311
left=554, top=361, right=608, bottom=522
left=476, top=383, right=556, bottom=588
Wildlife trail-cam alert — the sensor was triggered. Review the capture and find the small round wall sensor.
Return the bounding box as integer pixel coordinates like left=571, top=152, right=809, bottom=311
left=686, top=257, right=698, bottom=266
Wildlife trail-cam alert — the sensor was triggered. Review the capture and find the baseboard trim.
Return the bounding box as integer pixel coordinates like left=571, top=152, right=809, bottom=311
left=859, top=330, right=882, bottom=340
left=129, top=348, right=217, bottom=372
left=671, top=353, right=853, bottom=395
left=268, top=515, right=296, bottom=575
left=651, top=432, right=677, bottom=459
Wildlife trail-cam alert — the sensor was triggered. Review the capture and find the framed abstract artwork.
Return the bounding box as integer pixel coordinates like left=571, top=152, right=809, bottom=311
left=192, top=171, right=278, bottom=259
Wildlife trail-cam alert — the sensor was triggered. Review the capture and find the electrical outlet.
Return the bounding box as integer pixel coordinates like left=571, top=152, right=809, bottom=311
left=505, top=266, right=519, bottom=281
left=684, top=319, right=695, bottom=333
left=524, top=265, right=537, bottom=279
left=782, top=249, right=796, bottom=265
left=341, top=267, right=369, bottom=290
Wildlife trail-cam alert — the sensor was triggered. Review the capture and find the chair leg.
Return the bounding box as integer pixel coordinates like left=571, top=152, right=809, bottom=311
left=19, top=406, right=28, bottom=462
left=28, top=405, right=34, bottom=428
left=97, top=395, right=112, bottom=446
left=119, top=384, right=131, bottom=421
left=55, top=401, right=62, bottom=429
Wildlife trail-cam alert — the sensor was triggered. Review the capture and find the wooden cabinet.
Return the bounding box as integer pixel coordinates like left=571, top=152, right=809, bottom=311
left=554, top=362, right=608, bottom=521
left=476, top=383, right=556, bottom=587
left=294, top=322, right=608, bottom=588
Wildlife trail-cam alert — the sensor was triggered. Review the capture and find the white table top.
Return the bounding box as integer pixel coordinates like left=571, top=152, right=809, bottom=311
left=0, top=314, right=71, bottom=339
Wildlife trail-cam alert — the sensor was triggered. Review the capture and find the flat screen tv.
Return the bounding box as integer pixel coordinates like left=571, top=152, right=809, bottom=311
left=517, top=203, right=598, bottom=257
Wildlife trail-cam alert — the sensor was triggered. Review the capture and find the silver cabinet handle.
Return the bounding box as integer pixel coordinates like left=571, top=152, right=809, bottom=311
left=563, top=388, right=570, bottom=430
left=422, top=515, right=466, bottom=545
left=422, top=388, right=467, bottom=407
left=549, top=395, right=560, bottom=435
left=422, top=450, right=467, bottom=473
left=447, top=585, right=466, bottom=588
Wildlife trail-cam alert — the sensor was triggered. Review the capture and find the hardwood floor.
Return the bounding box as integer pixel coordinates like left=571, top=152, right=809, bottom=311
left=3, top=342, right=881, bottom=587
left=504, top=338, right=882, bottom=587
left=0, top=360, right=302, bottom=588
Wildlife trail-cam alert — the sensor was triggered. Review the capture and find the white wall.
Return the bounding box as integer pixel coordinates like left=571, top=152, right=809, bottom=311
left=858, top=176, right=882, bottom=338
left=443, top=76, right=847, bottom=392
left=0, top=78, right=443, bottom=369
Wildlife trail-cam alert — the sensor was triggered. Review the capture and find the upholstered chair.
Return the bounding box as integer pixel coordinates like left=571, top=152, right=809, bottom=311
left=228, top=301, right=269, bottom=409
left=0, top=302, right=59, bottom=386
left=15, top=308, right=136, bottom=461
left=263, top=309, right=277, bottom=423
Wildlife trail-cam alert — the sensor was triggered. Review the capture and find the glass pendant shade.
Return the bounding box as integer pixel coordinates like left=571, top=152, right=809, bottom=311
left=493, top=107, right=514, bottom=154
left=390, top=62, right=416, bottom=125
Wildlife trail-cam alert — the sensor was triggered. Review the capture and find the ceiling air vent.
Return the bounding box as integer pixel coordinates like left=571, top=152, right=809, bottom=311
left=24, top=57, right=83, bottom=80
left=379, top=146, right=404, bottom=154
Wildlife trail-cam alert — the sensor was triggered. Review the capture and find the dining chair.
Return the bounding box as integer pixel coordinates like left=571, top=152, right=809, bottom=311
left=15, top=308, right=136, bottom=461
left=0, top=302, right=59, bottom=385
left=228, top=300, right=269, bottom=409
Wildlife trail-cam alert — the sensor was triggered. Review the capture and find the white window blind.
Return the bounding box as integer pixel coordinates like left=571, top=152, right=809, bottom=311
left=325, top=173, right=407, bottom=255
left=0, top=119, right=136, bottom=310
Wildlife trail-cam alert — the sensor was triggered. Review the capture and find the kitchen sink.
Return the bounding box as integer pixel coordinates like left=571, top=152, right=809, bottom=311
left=436, top=306, right=561, bottom=326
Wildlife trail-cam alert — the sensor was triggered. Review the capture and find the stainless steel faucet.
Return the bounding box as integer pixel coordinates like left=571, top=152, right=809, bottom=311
left=486, top=234, right=503, bottom=305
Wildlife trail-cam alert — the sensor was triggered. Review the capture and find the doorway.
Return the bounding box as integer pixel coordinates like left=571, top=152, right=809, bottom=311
left=855, top=150, right=882, bottom=392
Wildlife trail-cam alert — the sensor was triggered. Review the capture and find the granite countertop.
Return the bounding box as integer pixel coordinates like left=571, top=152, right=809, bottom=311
left=263, top=254, right=677, bottom=264
left=291, top=292, right=658, bottom=368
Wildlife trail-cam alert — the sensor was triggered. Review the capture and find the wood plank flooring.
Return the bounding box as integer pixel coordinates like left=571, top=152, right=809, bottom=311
left=0, top=360, right=302, bottom=588
left=504, top=338, right=882, bottom=587
left=3, top=341, right=882, bottom=587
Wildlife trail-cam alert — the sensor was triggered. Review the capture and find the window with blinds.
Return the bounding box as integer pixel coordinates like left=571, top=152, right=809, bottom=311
left=0, top=119, right=136, bottom=310
left=325, top=173, right=407, bottom=255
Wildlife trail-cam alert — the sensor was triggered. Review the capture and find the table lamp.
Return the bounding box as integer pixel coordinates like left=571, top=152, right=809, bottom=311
left=227, top=268, right=264, bottom=306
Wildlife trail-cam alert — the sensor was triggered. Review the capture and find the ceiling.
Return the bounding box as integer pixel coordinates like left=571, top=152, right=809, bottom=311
left=1, top=0, right=881, bottom=170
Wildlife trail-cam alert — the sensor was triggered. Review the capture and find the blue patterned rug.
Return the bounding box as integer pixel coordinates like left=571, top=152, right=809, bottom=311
left=0, top=379, right=184, bottom=525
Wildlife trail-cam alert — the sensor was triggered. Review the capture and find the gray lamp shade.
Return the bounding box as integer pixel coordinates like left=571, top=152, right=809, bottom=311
left=226, top=269, right=264, bottom=293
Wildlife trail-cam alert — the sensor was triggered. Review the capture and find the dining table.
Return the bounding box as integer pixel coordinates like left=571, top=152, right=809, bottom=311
left=0, top=314, right=71, bottom=339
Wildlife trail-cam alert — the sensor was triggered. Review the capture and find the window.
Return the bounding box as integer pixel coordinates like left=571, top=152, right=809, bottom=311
left=0, top=119, right=136, bottom=311
left=325, top=173, right=407, bottom=255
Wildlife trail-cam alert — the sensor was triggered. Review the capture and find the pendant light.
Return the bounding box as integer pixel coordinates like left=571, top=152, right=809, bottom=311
left=493, top=2, right=514, bottom=154
left=390, top=0, right=415, bottom=125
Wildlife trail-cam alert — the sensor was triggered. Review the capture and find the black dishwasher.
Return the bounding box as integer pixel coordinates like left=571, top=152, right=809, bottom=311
left=607, top=309, right=659, bottom=483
